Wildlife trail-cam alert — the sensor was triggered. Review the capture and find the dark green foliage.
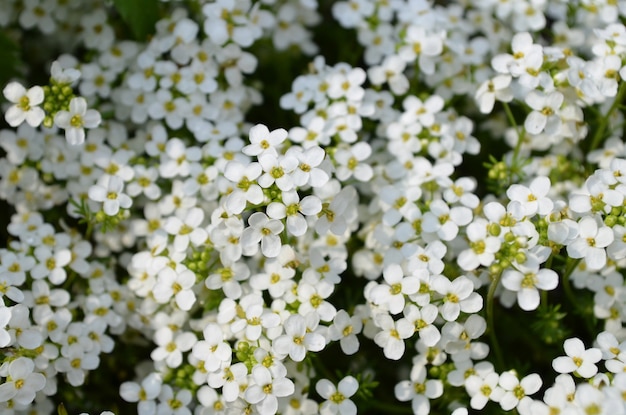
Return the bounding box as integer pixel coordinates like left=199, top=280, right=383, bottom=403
left=112, top=0, right=160, bottom=41
left=0, top=30, right=24, bottom=95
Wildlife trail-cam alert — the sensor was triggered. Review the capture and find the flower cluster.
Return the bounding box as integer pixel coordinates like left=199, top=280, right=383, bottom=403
left=3, top=0, right=626, bottom=415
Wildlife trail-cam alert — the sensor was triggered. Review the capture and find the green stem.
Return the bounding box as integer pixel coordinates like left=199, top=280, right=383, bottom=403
left=588, top=81, right=626, bottom=154
left=540, top=289, right=548, bottom=310
left=502, top=101, right=518, bottom=129
left=486, top=271, right=505, bottom=371
left=539, top=254, right=554, bottom=310
left=561, top=258, right=598, bottom=337
left=502, top=102, right=526, bottom=161
left=561, top=258, right=581, bottom=308
left=85, top=220, right=94, bottom=241
left=502, top=102, right=528, bottom=186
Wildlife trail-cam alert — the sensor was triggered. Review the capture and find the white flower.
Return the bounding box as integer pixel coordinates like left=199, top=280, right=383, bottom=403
left=88, top=174, right=132, bottom=216
left=370, top=264, right=420, bottom=315
left=8, top=304, right=43, bottom=349
left=286, top=145, right=330, bottom=188
left=541, top=374, right=575, bottom=414
left=156, top=385, right=192, bottom=415
left=158, top=138, right=202, bottom=179
left=443, top=177, right=480, bottom=209
left=334, top=142, right=374, bottom=182
left=501, top=260, right=558, bottom=311
left=249, top=254, right=295, bottom=299
left=328, top=309, right=362, bottom=355
left=243, top=124, right=288, bottom=157
left=498, top=371, right=542, bottom=411
left=19, top=0, right=56, bottom=33
left=571, top=383, right=615, bottom=415
left=524, top=91, right=563, bottom=135
left=196, top=387, right=226, bottom=414
left=150, top=327, right=196, bottom=369
left=394, top=363, right=443, bottom=415
left=241, top=212, right=284, bottom=258
left=230, top=302, right=280, bottom=341
left=31, top=246, right=72, bottom=285
left=405, top=241, right=445, bottom=276
left=208, top=362, right=248, bottom=402
left=552, top=337, right=602, bottom=378
left=400, top=94, right=444, bottom=127
left=566, top=216, right=614, bottom=271
left=465, top=370, right=504, bottom=410
left=316, top=376, right=359, bottom=415
left=448, top=360, right=489, bottom=388
left=297, top=282, right=337, bottom=322
left=332, top=0, right=374, bottom=27
left=373, top=313, right=413, bottom=360
left=375, top=223, right=414, bottom=262
left=326, top=67, right=366, bottom=101
left=492, top=32, right=542, bottom=77
left=378, top=184, right=421, bottom=227
left=0, top=357, right=45, bottom=405
left=266, top=191, right=321, bottom=237
left=401, top=303, right=440, bottom=347
left=126, top=165, right=161, bottom=200
left=54, top=97, right=101, bottom=145
left=245, top=365, right=294, bottom=415
left=152, top=266, right=196, bottom=311
left=205, top=262, right=250, bottom=300
left=0, top=307, right=11, bottom=347
left=55, top=343, right=100, bottom=386
left=120, top=373, right=162, bottom=415
left=272, top=313, right=325, bottom=362
left=302, top=248, right=345, bottom=286
left=163, top=207, right=208, bottom=252
left=147, top=89, right=189, bottom=129
left=570, top=173, right=624, bottom=214
left=368, top=55, right=409, bottom=95
left=441, top=315, right=488, bottom=361
left=223, top=161, right=265, bottom=215
left=49, top=59, right=80, bottom=85
left=191, top=323, right=232, bottom=373
left=475, top=75, right=513, bottom=114
left=506, top=176, right=554, bottom=217
left=432, top=275, right=482, bottom=321
left=257, top=152, right=298, bottom=192
left=421, top=200, right=472, bottom=241
left=2, top=82, right=45, bottom=127
left=398, top=26, right=444, bottom=74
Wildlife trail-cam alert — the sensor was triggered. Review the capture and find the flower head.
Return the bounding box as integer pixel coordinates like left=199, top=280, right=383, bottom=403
left=316, top=376, right=359, bottom=415
left=54, top=97, right=101, bottom=145
left=3, top=82, right=45, bottom=127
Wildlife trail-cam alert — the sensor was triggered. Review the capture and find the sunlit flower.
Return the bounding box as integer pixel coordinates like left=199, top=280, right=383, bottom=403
left=316, top=376, right=359, bottom=415
left=88, top=174, right=132, bottom=216
left=54, top=97, right=102, bottom=145
left=2, top=82, right=45, bottom=127
left=552, top=337, right=602, bottom=378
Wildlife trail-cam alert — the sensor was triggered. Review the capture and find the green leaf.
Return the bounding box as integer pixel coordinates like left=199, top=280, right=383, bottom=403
left=112, top=0, right=160, bottom=41
left=0, top=30, right=24, bottom=92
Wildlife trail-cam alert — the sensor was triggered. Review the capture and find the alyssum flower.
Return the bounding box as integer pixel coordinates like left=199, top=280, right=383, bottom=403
left=88, top=174, right=132, bottom=216
left=2, top=82, right=45, bottom=127
left=54, top=96, right=102, bottom=145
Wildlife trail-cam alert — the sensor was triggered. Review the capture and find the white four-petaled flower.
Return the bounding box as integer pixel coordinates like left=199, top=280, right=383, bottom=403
left=316, top=376, right=359, bottom=415
left=54, top=97, right=102, bottom=145
left=2, top=82, right=45, bottom=128
left=88, top=174, right=133, bottom=216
